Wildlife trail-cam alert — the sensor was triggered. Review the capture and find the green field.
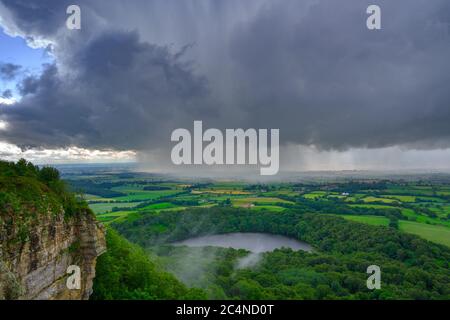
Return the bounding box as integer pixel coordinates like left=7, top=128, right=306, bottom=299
left=232, top=197, right=293, bottom=207
left=113, top=190, right=181, bottom=201
left=349, top=204, right=397, bottom=210
left=137, top=202, right=178, bottom=211
left=381, top=195, right=416, bottom=202
left=250, top=205, right=286, bottom=212
left=341, top=215, right=390, bottom=226
left=96, top=210, right=136, bottom=223
left=302, top=191, right=327, bottom=199
left=399, top=221, right=450, bottom=247
left=89, top=201, right=141, bottom=214
left=362, top=196, right=398, bottom=204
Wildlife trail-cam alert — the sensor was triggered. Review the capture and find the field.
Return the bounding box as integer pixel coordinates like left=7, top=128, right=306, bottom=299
left=399, top=221, right=450, bottom=247
left=89, top=201, right=141, bottom=214
left=341, top=215, right=390, bottom=226
left=62, top=171, right=450, bottom=248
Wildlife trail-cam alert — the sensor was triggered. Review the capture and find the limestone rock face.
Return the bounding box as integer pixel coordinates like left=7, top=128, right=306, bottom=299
left=0, top=209, right=106, bottom=300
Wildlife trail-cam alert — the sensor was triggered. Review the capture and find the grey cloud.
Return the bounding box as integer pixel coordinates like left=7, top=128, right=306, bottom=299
left=228, top=0, right=450, bottom=150
left=1, top=89, right=12, bottom=98
left=0, top=62, right=21, bottom=80
left=17, top=73, right=40, bottom=95
left=0, top=0, right=74, bottom=37
left=0, top=0, right=450, bottom=155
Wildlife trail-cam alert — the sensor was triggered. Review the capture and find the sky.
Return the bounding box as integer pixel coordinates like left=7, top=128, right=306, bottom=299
left=0, top=26, right=50, bottom=104
left=0, top=0, right=449, bottom=173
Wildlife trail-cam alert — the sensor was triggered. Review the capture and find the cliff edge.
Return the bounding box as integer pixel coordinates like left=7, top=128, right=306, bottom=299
left=0, top=159, right=106, bottom=300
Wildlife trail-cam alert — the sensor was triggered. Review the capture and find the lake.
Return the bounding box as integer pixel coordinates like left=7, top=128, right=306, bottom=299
left=171, top=232, right=313, bottom=253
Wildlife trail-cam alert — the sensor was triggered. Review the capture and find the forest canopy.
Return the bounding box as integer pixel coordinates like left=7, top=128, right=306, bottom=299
left=112, top=207, right=450, bottom=299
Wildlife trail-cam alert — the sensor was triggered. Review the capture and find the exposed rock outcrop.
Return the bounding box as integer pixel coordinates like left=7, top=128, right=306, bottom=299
left=0, top=209, right=106, bottom=300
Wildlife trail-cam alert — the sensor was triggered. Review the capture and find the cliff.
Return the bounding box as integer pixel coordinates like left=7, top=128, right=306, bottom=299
left=0, top=159, right=106, bottom=300
left=0, top=210, right=106, bottom=300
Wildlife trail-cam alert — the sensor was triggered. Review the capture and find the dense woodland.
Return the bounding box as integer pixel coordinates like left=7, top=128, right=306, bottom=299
left=113, top=208, right=450, bottom=299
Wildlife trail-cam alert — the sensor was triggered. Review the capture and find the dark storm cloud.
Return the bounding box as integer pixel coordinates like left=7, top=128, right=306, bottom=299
left=1, top=30, right=210, bottom=150
left=228, top=0, right=450, bottom=150
left=0, top=62, right=21, bottom=80
left=0, top=0, right=450, bottom=153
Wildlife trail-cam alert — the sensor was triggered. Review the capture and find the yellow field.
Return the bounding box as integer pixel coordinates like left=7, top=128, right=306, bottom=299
left=362, top=196, right=398, bottom=204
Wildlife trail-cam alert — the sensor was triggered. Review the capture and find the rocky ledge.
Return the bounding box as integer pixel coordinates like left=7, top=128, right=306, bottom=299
left=0, top=209, right=106, bottom=300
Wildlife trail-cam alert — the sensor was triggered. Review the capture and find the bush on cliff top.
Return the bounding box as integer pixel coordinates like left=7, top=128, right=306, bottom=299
left=0, top=158, right=89, bottom=217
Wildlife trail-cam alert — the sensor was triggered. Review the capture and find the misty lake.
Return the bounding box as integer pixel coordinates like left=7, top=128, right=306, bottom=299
left=171, top=233, right=313, bottom=253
